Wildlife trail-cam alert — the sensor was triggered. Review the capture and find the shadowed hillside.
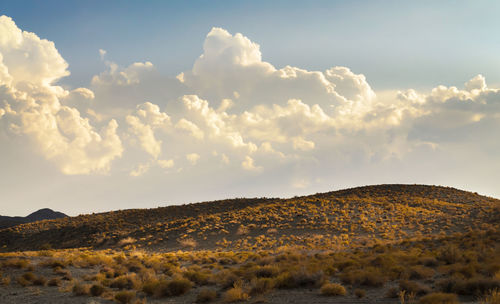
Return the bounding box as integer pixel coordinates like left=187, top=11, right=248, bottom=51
left=0, top=185, right=498, bottom=252
left=0, top=208, right=67, bottom=230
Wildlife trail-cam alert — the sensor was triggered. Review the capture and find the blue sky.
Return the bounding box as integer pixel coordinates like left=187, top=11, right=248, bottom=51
left=3, top=0, right=500, bottom=90
left=1, top=1, right=500, bottom=216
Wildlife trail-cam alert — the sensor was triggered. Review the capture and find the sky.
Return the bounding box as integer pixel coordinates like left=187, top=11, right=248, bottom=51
left=1, top=1, right=500, bottom=216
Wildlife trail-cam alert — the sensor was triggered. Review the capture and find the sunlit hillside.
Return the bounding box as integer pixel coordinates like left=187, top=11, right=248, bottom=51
left=0, top=185, right=499, bottom=303
left=1, top=185, right=498, bottom=253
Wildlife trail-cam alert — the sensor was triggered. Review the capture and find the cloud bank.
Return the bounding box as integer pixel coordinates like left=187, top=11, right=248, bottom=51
left=1, top=16, right=500, bottom=213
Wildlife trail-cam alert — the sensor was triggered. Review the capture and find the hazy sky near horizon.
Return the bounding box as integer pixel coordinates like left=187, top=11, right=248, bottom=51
left=1, top=1, right=500, bottom=216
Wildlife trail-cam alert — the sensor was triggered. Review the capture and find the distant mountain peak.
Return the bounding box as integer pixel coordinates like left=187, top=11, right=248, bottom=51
left=26, top=208, right=67, bottom=221
left=0, top=208, right=67, bottom=229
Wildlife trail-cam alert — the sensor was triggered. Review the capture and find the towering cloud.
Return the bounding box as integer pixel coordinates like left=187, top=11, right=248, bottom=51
left=0, top=16, right=123, bottom=174
left=1, top=16, right=500, bottom=212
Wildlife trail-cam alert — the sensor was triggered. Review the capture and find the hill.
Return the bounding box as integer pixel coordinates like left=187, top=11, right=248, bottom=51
left=0, top=184, right=499, bottom=304
left=0, top=184, right=498, bottom=252
left=0, top=208, right=67, bottom=230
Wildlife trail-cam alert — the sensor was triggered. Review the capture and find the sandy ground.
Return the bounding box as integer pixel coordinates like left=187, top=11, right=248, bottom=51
left=0, top=284, right=482, bottom=304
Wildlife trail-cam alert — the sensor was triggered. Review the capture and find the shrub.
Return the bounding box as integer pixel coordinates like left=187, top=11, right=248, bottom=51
left=418, top=293, right=459, bottom=304
left=157, top=277, right=193, bottom=297
left=184, top=269, right=211, bottom=285
left=1, top=275, right=11, bottom=286
left=118, top=237, right=136, bottom=247
left=22, top=272, right=36, bottom=281
left=481, top=288, right=500, bottom=304
left=90, top=284, right=106, bottom=296
left=179, top=238, right=197, bottom=248
left=254, top=265, right=279, bottom=278
left=437, top=277, right=463, bottom=293
left=320, top=283, right=347, bottom=296
left=399, top=280, right=431, bottom=296
left=114, top=290, right=136, bottom=304
left=250, top=278, right=275, bottom=295
left=385, top=287, right=399, bottom=298
left=420, top=257, right=439, bottom=268
left=438, top=246, right=461, bottom=265
left=223, top=286, right=249, bottom=302
left=275, top=270, right=324, bottom=289
left=48, top=277, right=61, bottom=287
left=3, top=258, right=30, bottom=269
left=41, top=259, right=67, bottom=269
left=110, top=274, right=141, bottom=290
left=409, top=266, right=435, bottom=280
left=440, top=277, right=500, bottom=295
left=196, top=288, right=217, bottom=303
left=354, top=288, right=366, bottom=298
left=142, top=278, right=160, bottom=295
left=340, top=268, right=386, bottom=287
left=33, top=276, right=47, bottom=286
left=16, top=276, right=31, bottom=287
left=217, top=271, right=239, bottom=289
left=460, top=278, right=500, bottom=296
left=73, top=282, right=91, bottom=296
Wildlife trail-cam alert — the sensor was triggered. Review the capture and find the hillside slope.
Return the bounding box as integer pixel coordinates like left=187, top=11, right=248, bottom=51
left=0, top=184, right=498, bottom=252
left=0, top=208, right=67, bottom=230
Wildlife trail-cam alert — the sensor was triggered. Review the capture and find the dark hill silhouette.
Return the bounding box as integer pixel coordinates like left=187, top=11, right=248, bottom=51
left=0, top=184, right=498, bottom=252
left=0, top=208, right=67, bottom=229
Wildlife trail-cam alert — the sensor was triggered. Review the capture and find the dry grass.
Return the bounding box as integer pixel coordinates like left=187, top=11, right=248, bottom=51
left=114, top=290, right=136, bottom=304
left=223, top=285, right=249, bottom=302
left=418, top=293, right=458, bottom=304
left=320, top=282, right=347, bottom=296
left=481, top=289, right=500, bottom=304
left=196, top=288, right=217, bottom=303
left=72, top=282, right=91, bottom=296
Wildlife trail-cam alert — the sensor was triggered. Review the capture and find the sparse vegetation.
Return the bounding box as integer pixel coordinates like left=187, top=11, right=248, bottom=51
left=196, top=288, right=217, bottom=302
left=223, top=284, right=249, bottom=302
left=320, top=282, right=347, bottom=296
left=418, top=292, right=458, bottom=304
left=114, top=290, right=136, bottom=303
left=0, top=185, right=498, bottom=303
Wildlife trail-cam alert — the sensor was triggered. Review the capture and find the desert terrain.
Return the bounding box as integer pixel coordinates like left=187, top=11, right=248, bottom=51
left=0, top=185, right=499, bottom=303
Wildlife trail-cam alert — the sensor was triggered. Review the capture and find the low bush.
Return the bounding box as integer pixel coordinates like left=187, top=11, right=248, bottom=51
left=48, top=277, right=61, bottom=286
left=2, top=258, right=30, bottom=269
left=460, top=277, right=500, bottom=295
left=16, top=276, right=31, bottom=287
left=439, top=277, right=500, bottom=295
left=418, top=292, right=458, bottom=304
left=73, top=282, right=91, bottom=296
left=275, top=270, right=324, bottom=289
left=0, top=275, right=11, bottom=286
left=114, top=290, right=136, bottom=304
left=110, top=274, right=141, bottom=290
left=320, top=282, right=347, bottom=296
left=386, top=287, right=399, bottom=298
left=340, top=268, right=386, bottom=287
left=254, top=265, right=279, bottom=278
left=196, top=288, right=217, bottom=303
left=33, top=275, right=47, bottom=286
left=250, top=277, right=275, bottom=295
left=142, top=278, right=160, bottom=296
left=184, top=269, right=211, bottom=285
left=354, top=288, right=366, bottom=298
left=399, top=280, right=431, bottom=295
left=22, top=272, right=36, bottom=281
left=223, top=286, right=249, bottom=302
left=157, top=277, right=193, bottom=297
left=90, top=284, right=106, bottom=296
left=480, top=288, right=500, bottom=304
left=409, top=265, right=435, bottom=280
